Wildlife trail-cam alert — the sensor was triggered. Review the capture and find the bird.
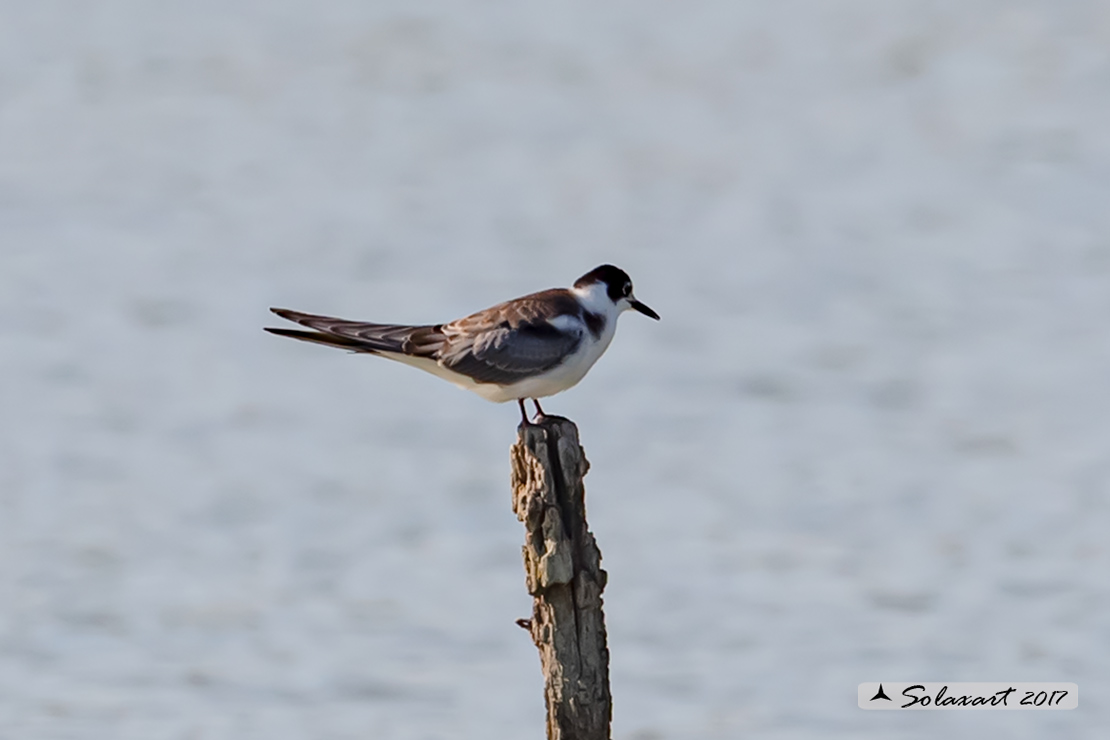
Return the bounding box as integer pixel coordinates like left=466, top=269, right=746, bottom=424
left=265, top=265, right=659, bottom=424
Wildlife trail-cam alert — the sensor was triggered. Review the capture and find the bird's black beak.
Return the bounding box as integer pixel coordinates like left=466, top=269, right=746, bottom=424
left=629, top=299, right=660, bottom=320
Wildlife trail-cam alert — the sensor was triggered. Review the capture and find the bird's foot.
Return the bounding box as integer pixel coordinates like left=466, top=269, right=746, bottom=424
left=518, top=399, right=560, bottom=426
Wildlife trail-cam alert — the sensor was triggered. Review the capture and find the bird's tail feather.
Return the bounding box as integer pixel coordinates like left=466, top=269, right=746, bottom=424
left=263, top=327, right=379, bottom=353
left=266, top=308, right=444, bottom=356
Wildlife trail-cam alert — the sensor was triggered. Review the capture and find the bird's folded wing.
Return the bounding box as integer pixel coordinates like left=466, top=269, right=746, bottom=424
left=439, top=319, right=583, bottom=384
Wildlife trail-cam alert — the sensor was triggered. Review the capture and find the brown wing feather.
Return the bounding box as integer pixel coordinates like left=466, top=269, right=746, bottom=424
left=266, top=288, right=583, bottom=375
left=442, top=290, right=580, bottom=334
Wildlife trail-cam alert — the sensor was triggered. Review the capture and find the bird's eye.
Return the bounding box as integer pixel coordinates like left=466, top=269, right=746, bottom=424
left=622, top=282, right=632, bottom=296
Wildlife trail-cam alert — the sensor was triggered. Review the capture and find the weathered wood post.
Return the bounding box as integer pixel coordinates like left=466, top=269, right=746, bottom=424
left=510, top=415, right=612, bottom=740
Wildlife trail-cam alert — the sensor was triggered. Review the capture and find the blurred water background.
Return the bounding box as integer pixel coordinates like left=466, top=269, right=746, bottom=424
left=3, top=2, right=1110, bottom=738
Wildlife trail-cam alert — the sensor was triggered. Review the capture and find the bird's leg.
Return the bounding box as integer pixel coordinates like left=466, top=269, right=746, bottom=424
left=518, top=398, right=532, bottom=426
left=532, top=399, right=546, bottom=420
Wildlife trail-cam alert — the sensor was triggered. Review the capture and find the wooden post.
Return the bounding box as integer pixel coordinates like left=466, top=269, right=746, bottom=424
left=510, top=416, right=612, bottom=740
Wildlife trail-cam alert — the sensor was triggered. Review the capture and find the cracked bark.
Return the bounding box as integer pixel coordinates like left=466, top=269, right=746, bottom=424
left=511, top=416, right=611, bottom=740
